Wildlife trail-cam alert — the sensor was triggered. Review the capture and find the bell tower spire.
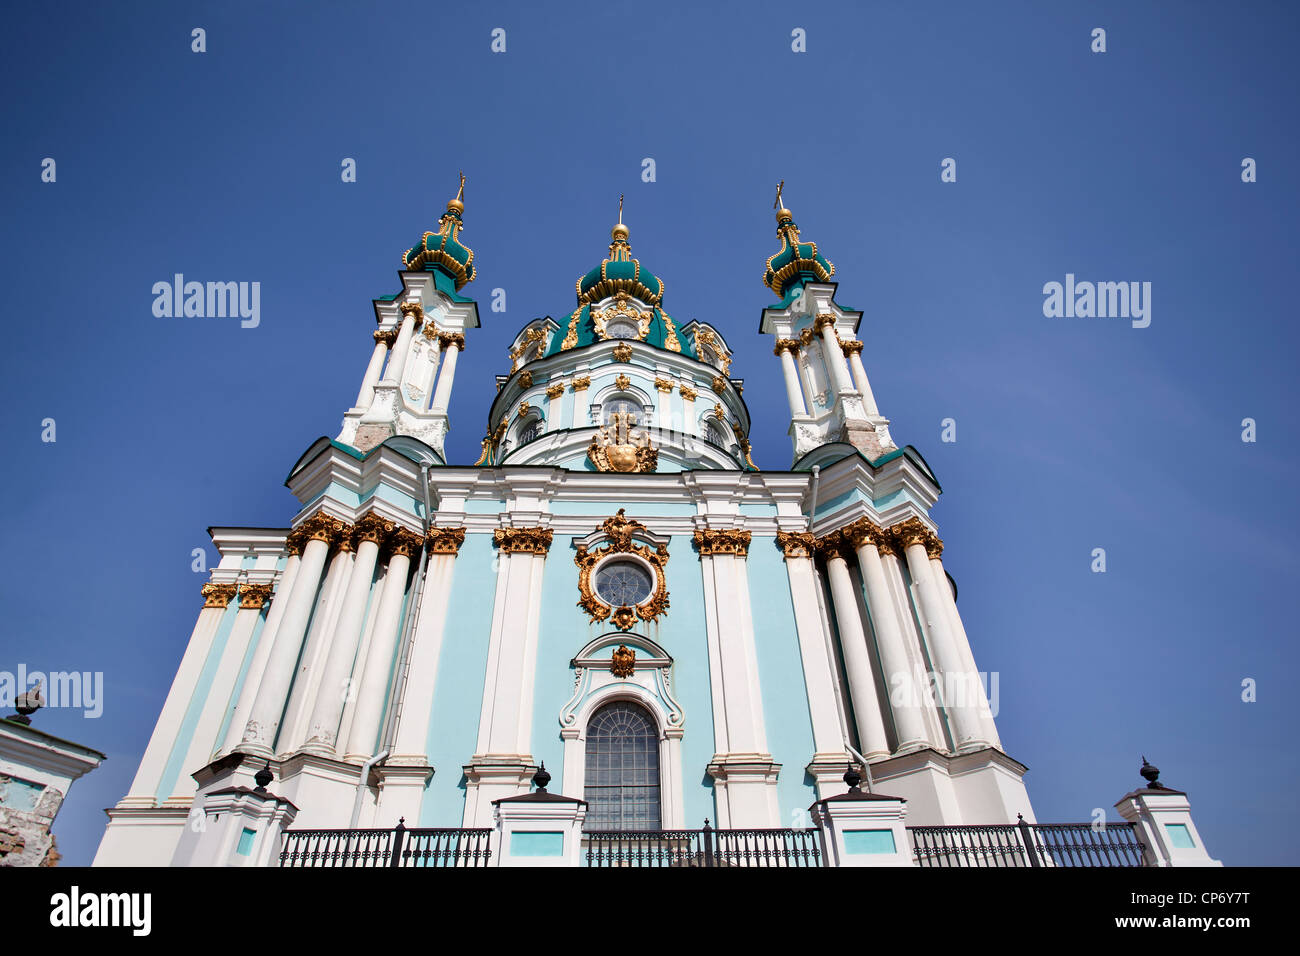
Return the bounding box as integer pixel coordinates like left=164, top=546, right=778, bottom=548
left=338, top=173, right=482, bottom=457
left=759, top=183, right=895, bottom=463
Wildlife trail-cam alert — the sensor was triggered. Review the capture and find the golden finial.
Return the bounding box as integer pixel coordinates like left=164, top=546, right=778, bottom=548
left=447, top=170, right=466, bottom=214
left=774, top=179, right=791, bottom=222
left=612, top=193, right=628, bottom=241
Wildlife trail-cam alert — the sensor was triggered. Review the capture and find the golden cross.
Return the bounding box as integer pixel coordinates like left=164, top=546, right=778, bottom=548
left=618, top=193, right=624, bottom=225
left=773, top=179, right=785, bottom=210
left=456, top=170, right=465, bottom=202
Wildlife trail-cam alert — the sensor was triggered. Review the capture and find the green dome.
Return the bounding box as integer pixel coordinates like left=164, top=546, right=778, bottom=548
left=403, top=188, right=476, bottom=291
left=763, top=207, right=834, bottom=299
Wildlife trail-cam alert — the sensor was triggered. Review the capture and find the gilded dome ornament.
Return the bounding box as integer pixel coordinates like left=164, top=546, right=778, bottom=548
left=574, top=510, right=670, bottom=631
left=763, top=180, right=835, bottom=299
left=588, top=410, right=657, bottom=473
left=402, top=172, right=477, bottom=291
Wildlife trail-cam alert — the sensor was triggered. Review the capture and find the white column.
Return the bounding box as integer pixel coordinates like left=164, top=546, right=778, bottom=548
left=418, top=328, right=442, bottom=412
left=845, top=345, right=880, bottom=415
left=343, top=531, right=421, bottom=760
left=279, top=541, right=355, bottom=750
left=239, top=515, right=341, bottom=754
left=389, top=538, right=461, bottom=760
left=167, top=585, right=272, bottom=801
left=776, top=341, right=808, bottom=416
left=818, top=318, right=855, bottom=395
left=930, top=552, right=1002, bottom=750
left=463, top=528, right=551, bottom=828
left=355, top=332, right=392, bottom=409
left=221, top=552, right=301, bottom=755
left=897, top=520, right=990, bottom=752
left=385, top=306, right=420, bottom=386
left=778, top=533, right=849, bottom=795
left=301, top=522, right=389, bottom=754
left=847, top=525, right=929, bottom=752
left=118, top=585, right=233, bottom=806
left=821, top=543, right=891, bottom=759
left=430, top=334, right=462, bottom=413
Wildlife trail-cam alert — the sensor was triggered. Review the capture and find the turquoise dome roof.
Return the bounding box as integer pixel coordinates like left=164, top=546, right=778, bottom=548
left=403, top=184, right=476, bottom=291
left=763, top=206, right=834, bottom=299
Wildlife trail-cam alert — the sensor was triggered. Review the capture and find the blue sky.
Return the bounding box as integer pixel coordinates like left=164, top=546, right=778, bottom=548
left=1, top=1, right=1296, bottom=865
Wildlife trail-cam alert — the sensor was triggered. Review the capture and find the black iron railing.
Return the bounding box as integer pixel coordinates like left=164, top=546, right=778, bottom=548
left=908, top=816, right=1145, bottom=867
left=584, top=821, right=823, bottom=867
left=279, top=818, right=493, bottom=867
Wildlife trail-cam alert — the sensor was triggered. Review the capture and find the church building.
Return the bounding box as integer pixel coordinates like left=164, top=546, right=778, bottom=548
left=93, top=178, right=1214, bottom=868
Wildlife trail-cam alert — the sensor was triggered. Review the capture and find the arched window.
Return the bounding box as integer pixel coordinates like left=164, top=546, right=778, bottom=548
left=583, top=701, right=661, bottom=831
left=517, top=418, right=541, bottom=446
left=606, top=318, right=638, bottom=339
left=602, top=396, right=640, bottom=426
left=705, top=419, right=730, bottom=448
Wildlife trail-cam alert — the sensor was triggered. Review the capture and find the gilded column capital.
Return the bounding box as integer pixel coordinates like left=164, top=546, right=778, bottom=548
left=841, top=340, right=864, bottom=356
left=775, top=531, right=817, bottom=559
left=679, top=384, right=698, bottom=401
left=813, top=313, right=838, bottom=332
left=840, top=516, right=889, bottom=554
left=493, top=527, right=554, bottom=555
left=890, top=517, right=940, bottom=555
left=545, top=382, right=565, bottom=399
left=399, top=301, right=424, bottom=323
left=238, top=582, right=274, bottom=609
left=773, top=338, right=801, bottom=356
left=571, top=376, right=591, bottom=392
left=426, top=527, right=467, bottom=555
left=386, top=527, right=425, bottom=558
left=814, top=530, right=854, bottom=563
left=353, top=513, right=396, bottom=546
left=439, top=332, right=466, bottom=351
left=654, top=377, right=674, bottom=392
left=201, top=582, right=238, bottom=609
left=373, top=328, right=398, bottom=346
left=612, top=342, right=633, bottom=363
left=693, top=528, right=752, bottom=557
left=297, top=512, right=346, bottom=546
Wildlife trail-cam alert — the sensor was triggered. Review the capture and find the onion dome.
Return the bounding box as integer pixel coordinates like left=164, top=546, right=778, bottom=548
left=402, top=172, right=476, bottom=291
left=545, top=200, right=695, bottom=359
left=762, top=182, right=834, bottom=300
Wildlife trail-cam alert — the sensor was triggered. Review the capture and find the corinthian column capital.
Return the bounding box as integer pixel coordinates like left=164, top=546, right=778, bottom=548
left=201, top=582, right=238, bottom=609
left=297, top=512, right=346, bottom=546
left=775, top=531, right=816, bottom=559
left=353, top=513, right=397, bottom=546
left=773, top=338, right=802, bottom=356
left=399, top=301, right=424, bottom=322
left=386, top=527, right=426, bottom=558
left=238, top=582, right=274, bottom=609
left=493, top=527, right=553, bottom=555
left=813, top=530, right=854, bottom=563
left=427, top=527, right=467, bottom=555
left=693, top=528, right=752, bottom=557
left=890, top=516, right=941, bottom=555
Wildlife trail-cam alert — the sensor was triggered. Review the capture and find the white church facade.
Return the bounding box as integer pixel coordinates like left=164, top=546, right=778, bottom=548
left=92, top=181, right=1220, bottom=868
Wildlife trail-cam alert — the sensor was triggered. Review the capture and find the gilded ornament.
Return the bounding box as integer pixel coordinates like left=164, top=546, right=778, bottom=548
left=297, top=512, right=345, bottom=545
left=814, top=313, right=838, bottom=332
left=610, top=644, right=636, bottom=678
left=399, top=302, right=424, bottom=323
left=692, top=528, right=752, bottom=557
left=519, top=402, right=530, bottom=417
left=612, top=342, right=633, bottom=363
left=773, top=338, right=801, bottom=356
left=438, top=332, right=466, bottom=351
left=614, top=373, right=631, bottom=391
left=493, top=527, right=554, bottom=555
left=890, top=517, right=937, bottom=553
left=798, top=327, right=815, bottom=348
left=546, top=382, right=565, bottom=399
left=519, top=371, right=533, bottom=388
left=201, top=582, right=238, bottom=609
left=679, top=384, right=697, bottom=401
left=426, top=527, right=467, bottom=555
left=588, top=410, right=657, bottom=473
left=374, top=328, right=398, bottom=346
left=387, top=527, right=425, bottom=558
left=354, top=513, right=396, bottom=546
left=574, top=510, right=670, bottom=631
left=571, top=376, right=591, bottom=392
left=775, top=531, right=817, bottom=559
left=654, top=377, right=673, bottom=392
left=814, top=530, right=854, bottom=563
left=238, top=583, right=274, bottom=610
left=841, top=340, right=864, bottom=355
left=713, top=403, right=725, bottom=420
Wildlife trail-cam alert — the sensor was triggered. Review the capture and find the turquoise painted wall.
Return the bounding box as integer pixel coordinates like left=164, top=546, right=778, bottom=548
left=417, top=532, right=496, bottom=826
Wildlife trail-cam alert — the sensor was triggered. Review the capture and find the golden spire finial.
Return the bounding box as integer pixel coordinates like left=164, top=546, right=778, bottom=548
left=612, top=193, right=629, bottom=241
left=447, top=171, right=466, bottom=215
left=774, top=179, right=792, bottom=222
